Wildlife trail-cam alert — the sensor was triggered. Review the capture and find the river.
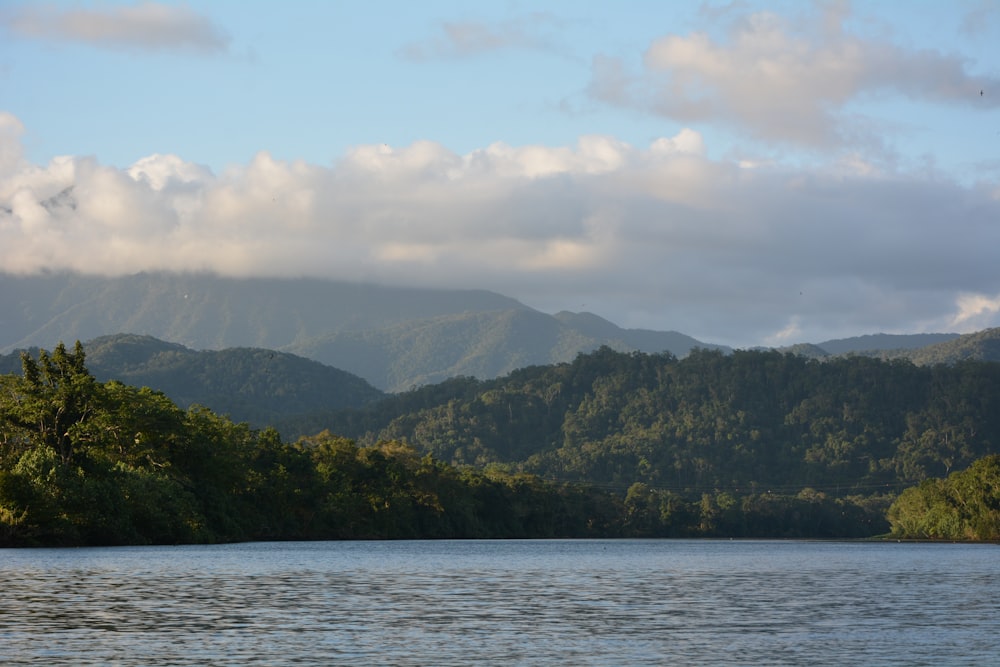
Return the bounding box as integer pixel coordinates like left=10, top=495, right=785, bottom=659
left=1, top=539, right=996, bottom=665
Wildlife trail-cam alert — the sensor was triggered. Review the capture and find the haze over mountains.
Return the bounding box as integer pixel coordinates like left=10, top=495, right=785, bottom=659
left=3, top=271, right=994, bottom=395
left=1, top=271, right=723, bottom=391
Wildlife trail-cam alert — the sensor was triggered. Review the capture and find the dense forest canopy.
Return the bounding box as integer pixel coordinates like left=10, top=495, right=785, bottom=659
left=314, top=347, right=1000, bottom=497
left=0, top=343, right=635, bottom=545
left=888, top=455, right=1000, bottom=540
left=3, top=343, right=999, bottom=545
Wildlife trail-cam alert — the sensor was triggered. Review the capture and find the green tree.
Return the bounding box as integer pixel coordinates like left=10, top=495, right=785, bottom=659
left=3, top=342, right=100, bottom=465
left=889, top=455, right=1000, bottom=540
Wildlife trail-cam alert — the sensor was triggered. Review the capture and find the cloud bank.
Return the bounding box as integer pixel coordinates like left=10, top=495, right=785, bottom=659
left=2, top=1, right=229, bottom=54
left=2, top=112, right=999, bottom=347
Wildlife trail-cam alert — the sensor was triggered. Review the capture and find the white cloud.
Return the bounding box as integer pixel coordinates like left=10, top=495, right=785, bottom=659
left=650, top=128, right=705, bottom=156
left=589, top=1, right=1000, bottom=149
left=763, top=316, right=804, bottom=347
left=2, top=1, right=229, bottom=54
left=128, top=153, right=212, bottom=191
left=471, top=135, right=632, bottom=179
left=2, top=113, right=1000, bottom=346
left=948, top=293, right=1000, bottom=331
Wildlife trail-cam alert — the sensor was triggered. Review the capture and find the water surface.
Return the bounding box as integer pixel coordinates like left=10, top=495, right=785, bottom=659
left=1, top=539, right=996, bottom=665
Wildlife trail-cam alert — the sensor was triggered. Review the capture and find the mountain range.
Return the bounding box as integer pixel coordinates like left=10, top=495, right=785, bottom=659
left=3, top=272, right=995, bottom=402
left=0, top=271, right=724, bottom=391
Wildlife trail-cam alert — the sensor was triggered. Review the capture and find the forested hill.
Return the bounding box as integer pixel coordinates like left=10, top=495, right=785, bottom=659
left=4, top=342, right=1000, bottom=544
left=873, top=327, right=1000, bottom=365
left=313, top=347, right=1000, bottom=499
left=782, top=328, right=1000, bottom=364
left=814, top=332, right=961, bottom=355
left=285, top=309, right=720, bottom=391
left=0, top=334, right=385, bottom=427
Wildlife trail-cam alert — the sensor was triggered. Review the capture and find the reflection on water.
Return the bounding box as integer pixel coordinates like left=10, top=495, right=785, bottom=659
left=1, top=540, right=997, bottom=666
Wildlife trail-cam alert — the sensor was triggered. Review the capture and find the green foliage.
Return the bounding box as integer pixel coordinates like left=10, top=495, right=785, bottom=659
left=82, top=334, right=386, bottom=427
left=299, top=345, right=1000, bottom=540
left=888, top=455, right=1000, bottom=540
left=892, top=328, right=1000, bottom=366
left=0, top=344, right=623, bottom=545
left=8, top=342, right=100, bottom=464
left=0, top=345, right=220, bottom=545
left=322, top=347, right=1000, bottom=500
left=5, top=342, right=997, bottom=545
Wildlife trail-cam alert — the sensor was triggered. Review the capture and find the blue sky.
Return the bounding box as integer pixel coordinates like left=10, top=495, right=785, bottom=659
left=1, top=0, right=999, bottom=347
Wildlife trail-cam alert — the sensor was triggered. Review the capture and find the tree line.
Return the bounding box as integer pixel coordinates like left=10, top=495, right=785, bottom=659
left=0, top=343, right=896, bottom=546
left=3, top=343, right=998, bottom=545
left=0, top=343, right=623, bottom=545
left=312, top=347, right=1000, bottom=497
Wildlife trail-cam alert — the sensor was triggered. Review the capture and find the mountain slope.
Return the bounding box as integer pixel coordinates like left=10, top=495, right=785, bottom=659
left=0, top=334, right=385, bottom=428
left=814, top=333, right=960, bottom=355
left=289, top=309, right=729, bottom=392
left=898, top=328, right=1000, bottom=365
left=791, top=329, right=1000, bottom=365
left=288, top=309, right=593, bottom=391
left=0, top=271, right=727, bottom=391
left=0, top=271, right=527, bottom=353
left=316, top=346, right=1000, bottom=496
left=552, top=311, right=717, bottom=353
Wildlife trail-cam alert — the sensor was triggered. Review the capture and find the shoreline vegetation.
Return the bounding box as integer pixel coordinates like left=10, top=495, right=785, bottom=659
left=2, top=343, right=998, bottom=547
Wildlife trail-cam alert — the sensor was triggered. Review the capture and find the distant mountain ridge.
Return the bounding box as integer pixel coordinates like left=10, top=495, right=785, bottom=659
left=779, top=330, right=1000, bottom=365
left=862, top=328, right=1000, bottom=365
left=288, top=308, right=719, bottom=391
left=3, top=272, right=996, bottom=392
left=0, top=271, right=524, bottom=352
left=0, top=271, right=726, bottom=391
left=812, top=333, right=961, bottom=355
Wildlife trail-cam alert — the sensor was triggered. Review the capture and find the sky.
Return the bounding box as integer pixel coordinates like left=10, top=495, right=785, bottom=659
left=1, top=0, right=999, bottom=348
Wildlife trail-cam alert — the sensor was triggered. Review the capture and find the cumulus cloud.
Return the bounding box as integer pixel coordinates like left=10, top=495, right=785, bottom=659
left=589, top=1, right=1000, bottom=149
left=948, top=293, right=1000, bottom=331
left=399, top=13, right=560, bottom=60
left=2, top=113, right=999, bottom=346
left=2, top=1, right=229, bottom=54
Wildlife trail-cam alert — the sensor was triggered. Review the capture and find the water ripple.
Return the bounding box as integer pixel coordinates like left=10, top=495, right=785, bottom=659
left=1, top=540, right=997, bottom=666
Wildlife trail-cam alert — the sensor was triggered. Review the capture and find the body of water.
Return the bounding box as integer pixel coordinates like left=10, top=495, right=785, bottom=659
left=1, top=539, right=996, bottom=665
